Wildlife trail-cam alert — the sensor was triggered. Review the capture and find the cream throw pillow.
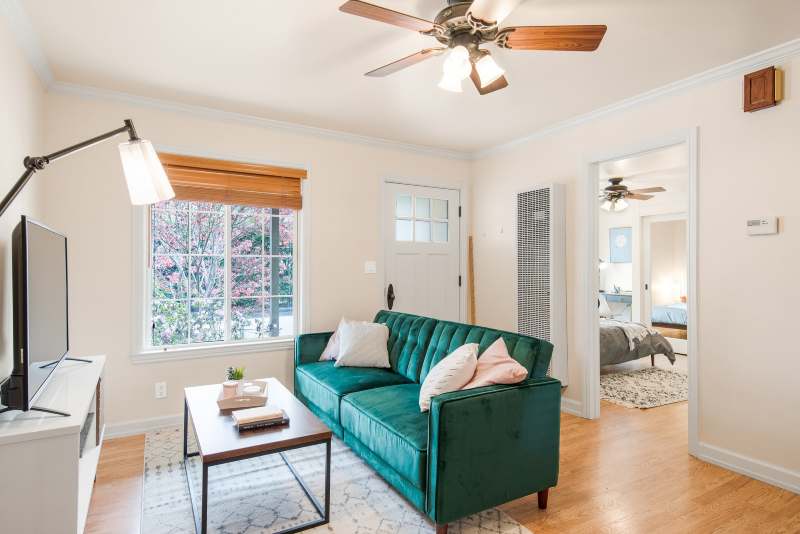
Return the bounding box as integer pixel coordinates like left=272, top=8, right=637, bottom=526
left=319, top=317, right=356, bottom=361
left=418, top=343, right=478, bottom=412
left=334, top=321, right=390, bottom=368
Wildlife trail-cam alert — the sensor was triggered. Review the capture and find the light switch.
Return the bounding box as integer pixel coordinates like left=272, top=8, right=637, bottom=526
left=364, top=260, right=377, bottom=274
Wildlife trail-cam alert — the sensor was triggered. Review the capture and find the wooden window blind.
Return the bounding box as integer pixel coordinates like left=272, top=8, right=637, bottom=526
left=158, top=153, right=307, bottom=210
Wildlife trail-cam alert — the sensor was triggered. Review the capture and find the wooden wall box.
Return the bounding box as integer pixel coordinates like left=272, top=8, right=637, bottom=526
left=744, top=66, right=783, bottom=112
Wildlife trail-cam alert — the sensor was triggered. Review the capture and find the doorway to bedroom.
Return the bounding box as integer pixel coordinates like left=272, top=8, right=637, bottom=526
left=588, top=135, right=696, bottom=430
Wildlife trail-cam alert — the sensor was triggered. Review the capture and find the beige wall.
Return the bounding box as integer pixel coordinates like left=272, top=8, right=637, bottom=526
left=472, top=56, right=800, bottom=473
left=0, top=20, right=45, bottom=378
left=41, top=92, right=470, bottom=426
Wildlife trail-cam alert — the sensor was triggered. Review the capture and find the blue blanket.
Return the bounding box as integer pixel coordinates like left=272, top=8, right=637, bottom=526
left=651, top=303, right=687, bottom=326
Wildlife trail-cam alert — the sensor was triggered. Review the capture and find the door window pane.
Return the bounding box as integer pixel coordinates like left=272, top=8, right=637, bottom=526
left=415, top=221, right=431, bottom=242
left=415, top=197, right=431, bottom=218
left=431, top=199, right=448, bottom=220
left=432, top=222, right=448, bottom=243
left=396, top=219, right=413, bottom=241
left=396, top=194, right=412, bottom=218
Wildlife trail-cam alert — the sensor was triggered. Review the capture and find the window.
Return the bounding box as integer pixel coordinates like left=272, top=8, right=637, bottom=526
left=149, top=199, right=296, bottom=349
left=395, top=194, right=449, bottom=243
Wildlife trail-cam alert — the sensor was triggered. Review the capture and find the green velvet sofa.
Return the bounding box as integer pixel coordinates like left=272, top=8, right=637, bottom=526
left=294, top=310, right=560, bottom=533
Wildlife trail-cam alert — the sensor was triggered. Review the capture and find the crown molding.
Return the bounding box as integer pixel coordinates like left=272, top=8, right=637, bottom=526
left=48, top=82, right=471, bottom=161
left=474, top=37, right=800, bottom=159
left=0, top=0, right=54, bottom=86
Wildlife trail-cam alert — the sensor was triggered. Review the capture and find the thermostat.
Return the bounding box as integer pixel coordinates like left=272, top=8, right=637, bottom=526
left=746, top=217, right=778, bottom=236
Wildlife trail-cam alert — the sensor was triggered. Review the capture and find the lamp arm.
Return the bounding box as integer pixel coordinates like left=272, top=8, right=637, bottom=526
left=0, top=119, right=140, bottom=218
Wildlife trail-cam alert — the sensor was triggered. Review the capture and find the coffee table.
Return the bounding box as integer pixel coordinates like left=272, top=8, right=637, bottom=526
left=183, top=378, right=332, bottom=534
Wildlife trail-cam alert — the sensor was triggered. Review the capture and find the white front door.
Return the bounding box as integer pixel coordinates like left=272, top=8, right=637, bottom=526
left=384, top=182, right=461, bottom=321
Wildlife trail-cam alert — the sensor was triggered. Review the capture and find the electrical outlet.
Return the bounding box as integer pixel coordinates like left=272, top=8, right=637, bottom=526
left=154, top=381, right=167, bottom=399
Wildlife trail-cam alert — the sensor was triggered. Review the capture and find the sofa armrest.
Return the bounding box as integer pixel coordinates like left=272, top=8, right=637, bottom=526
left=294, top=332, right=334, bottom=367
left=427, top=377, right=561, bottom=524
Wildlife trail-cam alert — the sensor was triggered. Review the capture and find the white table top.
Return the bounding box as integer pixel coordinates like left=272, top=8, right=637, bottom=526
left=0, top=355, right=105, bottom=446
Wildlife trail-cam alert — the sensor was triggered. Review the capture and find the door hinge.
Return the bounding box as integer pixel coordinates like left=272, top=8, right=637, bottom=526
left=458, top=275, right=462, bottom=287
left=458, top=205, right=462, bottom=217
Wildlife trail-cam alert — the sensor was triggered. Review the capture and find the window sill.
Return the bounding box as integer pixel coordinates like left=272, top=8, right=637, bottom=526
left=130, top=338, right=295, bottom=364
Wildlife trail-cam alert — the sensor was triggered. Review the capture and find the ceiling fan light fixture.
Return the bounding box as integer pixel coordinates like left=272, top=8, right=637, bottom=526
left=475, top=53, right=505, bottom=87
left=600, top=199, right=613, bottom=212
left=613, top=198, right=629, bottom=212
left=438, top=72, right=463, bottom=93
left=442, top=45, right=472, bottom=81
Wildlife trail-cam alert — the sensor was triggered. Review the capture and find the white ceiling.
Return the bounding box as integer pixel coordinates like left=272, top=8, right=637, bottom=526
left=19, top=0, right=800, bottom=153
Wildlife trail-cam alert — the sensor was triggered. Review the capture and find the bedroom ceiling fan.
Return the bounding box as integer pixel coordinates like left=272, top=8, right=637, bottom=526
left=339, top=0, right=607, bottom=94
left=600, top=177, right=666, bottom=212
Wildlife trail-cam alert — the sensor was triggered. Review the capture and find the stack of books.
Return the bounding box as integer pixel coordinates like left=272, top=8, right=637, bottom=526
left=231, top=405, right=289, bottom=431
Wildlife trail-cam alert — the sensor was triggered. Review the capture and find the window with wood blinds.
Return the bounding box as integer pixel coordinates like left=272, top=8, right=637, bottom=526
left=158, top=153, right=307, bottom=210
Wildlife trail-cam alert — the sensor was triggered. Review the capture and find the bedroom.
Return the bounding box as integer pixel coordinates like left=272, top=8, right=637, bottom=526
left=597, top=143, right=690, bottom=409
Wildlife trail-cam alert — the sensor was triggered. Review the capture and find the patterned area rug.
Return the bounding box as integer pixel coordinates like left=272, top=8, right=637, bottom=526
left=141, top=426, right=532, bottom=534
left=600, top=367, right=688, bottom=409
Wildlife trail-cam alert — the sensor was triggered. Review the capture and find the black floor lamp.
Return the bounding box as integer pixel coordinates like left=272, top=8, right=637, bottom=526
left=0, top=118, right=174, bottom=217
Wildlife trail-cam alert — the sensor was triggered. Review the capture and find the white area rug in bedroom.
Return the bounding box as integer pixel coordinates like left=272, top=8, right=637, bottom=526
left=600, top=367, right=688, bottom=409
left=141, top=426, right=532, bottom=534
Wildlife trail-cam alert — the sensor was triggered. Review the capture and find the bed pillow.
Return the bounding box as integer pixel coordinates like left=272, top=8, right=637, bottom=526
left=334, top=321, right=390, bottom=368
left=319, top=317, right=355, bottom=361
left=598, top=294, right=613, bottom=318
left=418, top=343, right=478, bottom=412
left=462, top=338, right=528, bottom=389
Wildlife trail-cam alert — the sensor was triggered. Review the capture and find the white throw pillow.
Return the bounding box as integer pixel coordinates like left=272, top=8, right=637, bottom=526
left=319, top=317, right=361, bottom=361
left=418, top=343, right=479, bottom=412
left=334, top=321, right=390, bottom=368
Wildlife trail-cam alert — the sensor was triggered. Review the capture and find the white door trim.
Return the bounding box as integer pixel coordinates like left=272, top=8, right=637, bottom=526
left=581, top=128, right=699, bottom=456
left=380, top=177, right=468, bottom=323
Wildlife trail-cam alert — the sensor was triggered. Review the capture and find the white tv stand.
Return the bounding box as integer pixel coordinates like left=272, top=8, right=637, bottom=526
left=0, top=355, right=105, bottom=534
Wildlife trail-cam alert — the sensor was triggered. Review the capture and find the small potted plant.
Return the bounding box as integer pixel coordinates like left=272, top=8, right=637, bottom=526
left=223, top=366, right=246, bottom=398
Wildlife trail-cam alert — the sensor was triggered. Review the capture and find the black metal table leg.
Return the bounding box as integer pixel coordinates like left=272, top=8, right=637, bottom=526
left=325, top=439, right=331, bottom=522
left=183, top=398, right=188, bottom=460
left=201, top=463, right=209, bottom=534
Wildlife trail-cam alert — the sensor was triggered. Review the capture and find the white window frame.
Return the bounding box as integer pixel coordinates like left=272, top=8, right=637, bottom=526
left=130, top=159, right=310, bottom=363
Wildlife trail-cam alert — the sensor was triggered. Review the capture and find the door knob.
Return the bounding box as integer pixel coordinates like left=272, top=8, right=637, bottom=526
left=387, top=283, right=395, bottom=310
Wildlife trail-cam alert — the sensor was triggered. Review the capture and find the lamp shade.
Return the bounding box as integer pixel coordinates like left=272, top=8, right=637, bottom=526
left=475, top=54, right=505, bottom=87
left=438, top=72, right=463, bottom=92
left=118, top=139, right=175, bottom=205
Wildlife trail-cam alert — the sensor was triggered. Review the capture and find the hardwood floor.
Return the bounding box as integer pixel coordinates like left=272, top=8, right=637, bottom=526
left=85, top=434, right=145, bottom=534
left=87, top=403, right=800, bottom=533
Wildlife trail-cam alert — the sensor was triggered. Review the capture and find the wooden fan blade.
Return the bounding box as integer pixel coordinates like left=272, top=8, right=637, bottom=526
left=499, top=25, right=607, bottom=51
left=340, top=0, right=434, bottom=32
left=628, top=186, right=666, bottom=194
left=469, top=64, right=509, bottom=95
left=468, top=0, right=525, bottom=25
left=365, top=48, right=446, bottom=77
left=627, top=193, right=654, bottom=200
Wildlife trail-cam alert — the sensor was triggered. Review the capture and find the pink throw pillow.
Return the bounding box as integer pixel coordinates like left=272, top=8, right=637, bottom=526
left=462, top=338, right=528, bottom=389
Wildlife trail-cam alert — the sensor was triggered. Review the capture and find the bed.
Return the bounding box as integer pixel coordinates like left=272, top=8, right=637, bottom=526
left=600, top=319, right=675, bottom=367
left=651, top=302, right=688, bottom=339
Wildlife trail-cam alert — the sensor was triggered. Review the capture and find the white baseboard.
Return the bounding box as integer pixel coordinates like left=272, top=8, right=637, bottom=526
left=104, top=413, right=183, bottom=439
left=560, top=396, right=583, bottom=417
left=695, top=441, right=800, bottom=495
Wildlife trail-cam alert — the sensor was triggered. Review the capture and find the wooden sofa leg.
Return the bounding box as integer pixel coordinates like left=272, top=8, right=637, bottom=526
left=436, top=524, right=448, bottom=534
left=651, top=354, right=655, bottom=367
left=538, top=488, right=549, bottom=510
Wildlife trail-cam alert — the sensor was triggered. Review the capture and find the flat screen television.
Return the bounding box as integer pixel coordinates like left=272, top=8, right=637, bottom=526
left=0, top=216, right=69, bottom=412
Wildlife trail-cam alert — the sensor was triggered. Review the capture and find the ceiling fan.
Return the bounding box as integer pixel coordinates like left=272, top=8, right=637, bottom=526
left=339, top=0, right=607, bottom=94
left=600, top=177, right=666, bottom=212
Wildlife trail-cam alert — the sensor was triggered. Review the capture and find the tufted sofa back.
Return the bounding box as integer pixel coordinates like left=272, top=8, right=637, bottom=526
left=373, top=310, right=553, bottom=384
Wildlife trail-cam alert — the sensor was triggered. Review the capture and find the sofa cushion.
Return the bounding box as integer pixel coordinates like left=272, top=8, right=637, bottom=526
left=419, top=320, right=551, bottom=382
left=295, top=361, right=411, bottom=422
left=373, top=310, right=437, bottom=382
left=341, top=383, right=428, bottom=489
